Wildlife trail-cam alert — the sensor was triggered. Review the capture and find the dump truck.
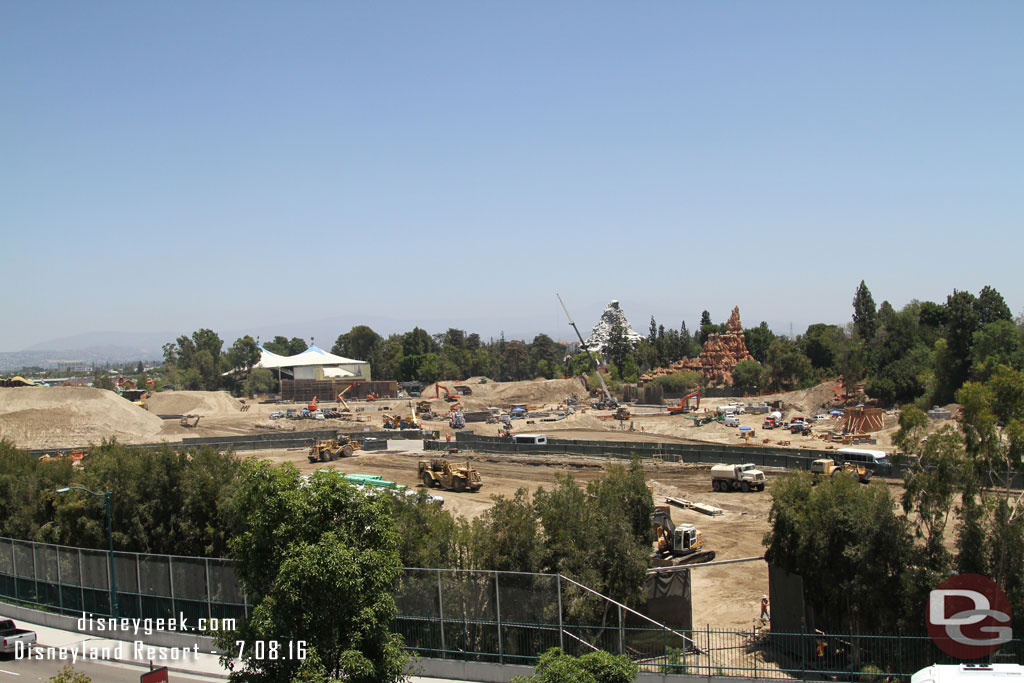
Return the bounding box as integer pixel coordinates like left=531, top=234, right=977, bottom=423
left=810, top=458, right=872, bottom=483
left=711, top=463, right=766, bottom=492
left=418, top=458, right=482, bottom=492
left=650, top=505, right=716, bottom=566
left=307, top=437, right=362, bottom=462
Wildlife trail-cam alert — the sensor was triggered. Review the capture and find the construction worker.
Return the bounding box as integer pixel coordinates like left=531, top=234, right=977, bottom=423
left=760, top=595, right=770, bottom=620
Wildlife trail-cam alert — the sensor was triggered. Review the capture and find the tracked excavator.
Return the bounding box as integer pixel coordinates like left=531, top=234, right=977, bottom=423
left=667, top=391, right=701, bottom=415
left=651, top=505, right=716, bottom=567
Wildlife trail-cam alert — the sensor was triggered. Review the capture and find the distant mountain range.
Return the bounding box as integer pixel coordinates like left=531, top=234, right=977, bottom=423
left=0, top=314, right=561, bottom=373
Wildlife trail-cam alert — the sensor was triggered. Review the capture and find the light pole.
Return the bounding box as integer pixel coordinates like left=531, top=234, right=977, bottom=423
left=56, top=486, right=119, bottom=619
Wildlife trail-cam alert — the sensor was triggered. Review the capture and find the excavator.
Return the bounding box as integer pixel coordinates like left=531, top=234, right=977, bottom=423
left=435, top=384, right=459, bottom=402
left=650, top=505, right=716, bottom=567
left=307, top=396, right=319, bottom=412
left=667, top=391, right=701, bottom=415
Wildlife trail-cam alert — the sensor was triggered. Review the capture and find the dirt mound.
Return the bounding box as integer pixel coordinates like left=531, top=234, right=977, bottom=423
left=424, top=378, right=587, bottom=412
left=0, top=387, right=168, bottom=449
left=757, top=380, right=840, bottom=416
left=146, top=391, right=244, bottom=416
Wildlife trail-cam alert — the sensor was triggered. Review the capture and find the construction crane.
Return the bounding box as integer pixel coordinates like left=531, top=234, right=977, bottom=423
left=556, top=294, right=617, bottom=409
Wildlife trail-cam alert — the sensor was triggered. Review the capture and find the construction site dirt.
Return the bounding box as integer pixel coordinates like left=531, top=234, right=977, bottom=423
left=0, top=379, right=938, bottom=630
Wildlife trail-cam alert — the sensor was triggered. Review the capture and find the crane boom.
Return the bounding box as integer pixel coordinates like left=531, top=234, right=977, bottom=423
left=556, top=293, right=617, bottom=407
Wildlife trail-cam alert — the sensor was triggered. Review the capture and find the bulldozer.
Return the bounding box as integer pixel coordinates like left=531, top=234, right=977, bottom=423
left=307, top=437, right=362, bottom=463
left=418, top=458, right=482, bottom=492
left=613, top=406, right=632, bottom=421
left=810, top=458, right=872, bottom=484
left=650, top=505, right=716, bottom=567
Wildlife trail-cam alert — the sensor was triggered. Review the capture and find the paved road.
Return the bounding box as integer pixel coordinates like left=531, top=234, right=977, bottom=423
left=0, top=652, right=221, bottom=681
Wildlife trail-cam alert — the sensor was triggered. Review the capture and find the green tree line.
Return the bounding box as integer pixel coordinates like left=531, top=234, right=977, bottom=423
left=155, top=281, right=1020, bottom=408
left=764, top=364, right=1024, bottom=636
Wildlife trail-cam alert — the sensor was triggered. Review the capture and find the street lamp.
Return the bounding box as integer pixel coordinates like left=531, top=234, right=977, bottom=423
left=56, top=486, right=119, bottom=619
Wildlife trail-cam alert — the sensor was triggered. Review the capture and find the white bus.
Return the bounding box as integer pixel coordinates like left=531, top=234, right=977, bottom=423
left=512, top=434, right=547, bottom=445
left=835, top=448, right=889, bottom=468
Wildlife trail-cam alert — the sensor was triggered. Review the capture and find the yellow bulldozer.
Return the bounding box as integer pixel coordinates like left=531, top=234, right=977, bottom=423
left=307, top=437, right=362, bottom=463
left=810, top=458, right=872, bottom=483
left=418, top=458, right=482, bottom=492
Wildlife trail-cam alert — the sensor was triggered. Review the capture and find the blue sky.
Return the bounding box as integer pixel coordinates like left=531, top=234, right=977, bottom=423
left=3, top=2, right=1022, bottom=351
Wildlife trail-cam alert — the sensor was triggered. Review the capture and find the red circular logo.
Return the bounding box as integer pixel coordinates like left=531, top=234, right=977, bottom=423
left=927, top=573, right=1012, bottom=659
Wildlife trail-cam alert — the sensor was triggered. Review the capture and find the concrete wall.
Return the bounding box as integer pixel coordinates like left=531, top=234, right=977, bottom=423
left=0, top=600, right=220, bottom=653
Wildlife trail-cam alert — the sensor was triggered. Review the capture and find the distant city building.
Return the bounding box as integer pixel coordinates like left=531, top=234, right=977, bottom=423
left=55, top=360, right=91, bottom=373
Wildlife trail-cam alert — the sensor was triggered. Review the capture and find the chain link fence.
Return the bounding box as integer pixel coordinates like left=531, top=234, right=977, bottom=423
left=4, top=538, right=1022, bottom=678
left=0, top=537, right=247, bottom=631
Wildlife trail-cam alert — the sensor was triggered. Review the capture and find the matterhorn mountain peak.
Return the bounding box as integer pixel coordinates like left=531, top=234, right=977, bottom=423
left=585, top=300, right=644, bottom=355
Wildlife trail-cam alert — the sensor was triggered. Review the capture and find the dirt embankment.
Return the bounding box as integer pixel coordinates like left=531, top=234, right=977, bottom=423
left=0, top=387, right=171, bottom=448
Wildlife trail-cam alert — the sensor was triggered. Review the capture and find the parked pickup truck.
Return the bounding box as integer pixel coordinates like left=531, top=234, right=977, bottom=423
left=0, top=618, right=37, bottom=654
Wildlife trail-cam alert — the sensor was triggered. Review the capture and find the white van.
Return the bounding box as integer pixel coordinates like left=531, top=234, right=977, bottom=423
left=913, top=664, right=1024, bottom=683
left=722, top=415, right=740, bottom=427
left=512, top=434, right=547, bottom=445
left=835, top=448, right=888, bottom=468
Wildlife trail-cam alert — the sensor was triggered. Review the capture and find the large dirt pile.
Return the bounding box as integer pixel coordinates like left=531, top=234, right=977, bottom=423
left=425, top=378, right=587, bottom=411
left=757, top=380, right=840, bottom=416
left=146, top=391, right=243, bottom=416
left=0, top=387, right=168, bottom=448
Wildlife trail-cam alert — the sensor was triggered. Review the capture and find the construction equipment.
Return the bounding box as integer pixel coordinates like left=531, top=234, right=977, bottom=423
left=449, top=411, right=466, bottom=429
left=366, top=392, right=379, bottom=401
left=556, top=293, right=618, bottom=409
left=613, top=406, right=632, bottom=421
left=307, top=396, right=319, bottom=412
left=711, top=463, right=766, bottom=492
left=667, top=390, right=701, bottom=415
left=810, top=458, right=872, bottom=483
left=435, top=384, right=459, bottom=402
left=180, top=415, right=201, bottom=428
left=690, top=413, right=722, bottom=427
left=336, top=385, right=353, bottom=412
left=382, top=414, right=402, bottom=429
left=650, top=505, right=716, bottom=566
left=418, top=458, right=482, bottom=492
left=453, top=385, right=473, bottom=396
left=307, top=437, right=362, bottom=462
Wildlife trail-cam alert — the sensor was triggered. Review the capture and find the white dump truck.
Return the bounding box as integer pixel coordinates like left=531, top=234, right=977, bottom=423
left=711, top=463, right=766, bottom=492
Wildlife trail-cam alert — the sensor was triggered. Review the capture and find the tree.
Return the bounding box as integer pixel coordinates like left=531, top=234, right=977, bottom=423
left=852, top=281, right=878, bottom=342
left=646, top=371, right=701, bottom=393
left=697, top=311, right=713, bottom=345
left=227, top=336, right=260, bottom=374
left=402, top=327, right=437, bottom=357
left=92, top=371, right=115, bottom=391
left=732, top=359, right=764, bottom=389
left=530, top=334, right=563, bottom=378
left=940, top=289, right=980, bottom=398
left=800, top=324, right=845, bottom=371
left=744, top=323, right=776, bottom=364
left=244, top=368, right=276, bottom=396
left=332, top=326, right=381, bottom=362
left=766, top=338, right=812, bottom=390
left=511, top=648, right=637, bottom=683
left=892, top=404, right=929, bottom=458
left=976, top=285, right=1013, bottom=326
left=970, top=320, right=1024, bottom=381
left=47, top=667, right=92, bottom=683
left=763, top=473, right=913, bottom=633
left=901, top=425, right=966, bottom=568
left=218, top=462, right=407, bottom=682
left=604, top=318, right=632, bottom=372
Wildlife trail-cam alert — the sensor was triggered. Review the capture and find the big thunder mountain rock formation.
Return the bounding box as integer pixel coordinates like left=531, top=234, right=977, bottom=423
left=642, top=307, right=754, bottom=385
left=585, top=300, right=644, bottom=356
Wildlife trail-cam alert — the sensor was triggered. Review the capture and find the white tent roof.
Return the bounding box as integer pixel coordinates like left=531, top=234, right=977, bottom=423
left=255, top=346, right=365, bottom=370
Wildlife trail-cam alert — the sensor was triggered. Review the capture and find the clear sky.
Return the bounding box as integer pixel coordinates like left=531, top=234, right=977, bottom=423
left=3, top=2, right=1022, bottom=351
